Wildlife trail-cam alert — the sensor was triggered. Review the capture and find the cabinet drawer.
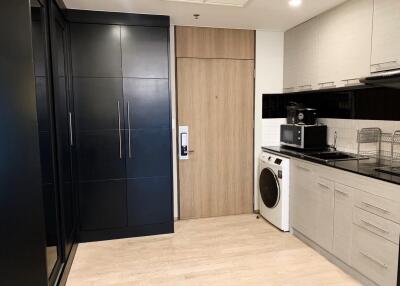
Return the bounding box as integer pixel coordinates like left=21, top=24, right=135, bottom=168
left=354, top=207, right=400, bottom=244
left=351, top=225, right=398, bottom=286
left=354, top=190, right=400, bottom=223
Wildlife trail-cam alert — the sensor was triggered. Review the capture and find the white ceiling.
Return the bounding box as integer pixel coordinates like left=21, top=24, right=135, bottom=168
left=64, top=0, right=347, bottom=31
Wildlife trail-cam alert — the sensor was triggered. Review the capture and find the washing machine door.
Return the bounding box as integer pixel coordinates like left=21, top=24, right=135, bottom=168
left=259, top=167, right=280, bottom=208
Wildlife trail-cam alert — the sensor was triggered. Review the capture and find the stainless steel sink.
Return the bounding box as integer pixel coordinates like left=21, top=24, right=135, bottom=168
left=305, top=151, right=367, bottom=162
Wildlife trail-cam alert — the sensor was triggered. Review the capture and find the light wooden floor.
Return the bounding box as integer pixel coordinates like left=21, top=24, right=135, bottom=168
left=66, top=215, right=361, bottom=286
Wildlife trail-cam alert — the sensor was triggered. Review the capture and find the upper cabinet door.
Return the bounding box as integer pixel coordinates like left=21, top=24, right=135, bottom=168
left=283, top=18, right=318, bottom=92
left=317, top=0, right=373, bottom=88
left=121, top=26, right=169, bottom=78
left=371, top=0, right=400, bottom=72
left=70, top=24, right=122, bottom=77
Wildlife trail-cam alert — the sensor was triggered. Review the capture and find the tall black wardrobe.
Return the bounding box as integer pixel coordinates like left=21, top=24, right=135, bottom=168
left=67, top=11, right=173, bottom=242
left=2, top=1, right=172, bottom=285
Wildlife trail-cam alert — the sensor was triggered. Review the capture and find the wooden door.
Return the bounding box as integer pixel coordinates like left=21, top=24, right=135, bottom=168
left=177, top=57, right=254, bottom=219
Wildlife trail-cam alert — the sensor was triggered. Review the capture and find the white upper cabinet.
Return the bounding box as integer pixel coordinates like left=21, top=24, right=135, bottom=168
left=371, top=0, right=400, bottom=72
left=316, top=0, right=373, bottom=88
left=283, top=18, right=318, bottom=92
left=283, top=0, right=373, bottom=91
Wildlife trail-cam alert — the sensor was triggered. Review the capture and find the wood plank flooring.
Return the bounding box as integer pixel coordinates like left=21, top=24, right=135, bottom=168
left=66, top=215, right=360, bottom=286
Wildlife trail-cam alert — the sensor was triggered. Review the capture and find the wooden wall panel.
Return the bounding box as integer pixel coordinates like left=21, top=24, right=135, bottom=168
left=175, top=26, right=255, bottom=59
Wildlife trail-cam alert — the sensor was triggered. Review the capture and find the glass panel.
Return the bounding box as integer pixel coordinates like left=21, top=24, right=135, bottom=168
left=31, top=0, right=61, bottom=278
left=259, top=168, right=280, bottom=208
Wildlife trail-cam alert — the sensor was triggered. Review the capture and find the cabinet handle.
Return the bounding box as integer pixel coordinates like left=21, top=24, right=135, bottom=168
left=297, top=85, right=312, bottom=91
left=335, top=189, right=349, bottom=197
left=360, top=251, right=388, bottom=269
left=371, top=60, right=398, bottom=71
left=128, top=102, right=132, bottom=158
left=318, top=81, right=336, bottom=89
left=118, top=101, right=122, bottom=159
left=361, top=202, right=390, bottom=214
left=360, top=219, right=389, bottom=234
left=284, top=87, right=295, bottom=93
left=318, top=182, right=331, bottom=190
left=342, top=78, right=360, bottom=87
left=68, top=112, right=73, bottom=147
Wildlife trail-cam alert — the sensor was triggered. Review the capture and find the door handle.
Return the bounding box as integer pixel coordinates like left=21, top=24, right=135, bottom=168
left=117, top=101, right=122, bottom=159
left=68, top=112, right=73, bottom=147
left=128, top=102, right=132, bottom=158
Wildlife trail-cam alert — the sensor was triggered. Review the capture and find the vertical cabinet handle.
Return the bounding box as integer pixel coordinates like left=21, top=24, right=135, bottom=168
left=68, top=112, right=73, bottom=147
left=117, top=101, right=122, bottom=159
left=128, top=102, right=132, bottom=158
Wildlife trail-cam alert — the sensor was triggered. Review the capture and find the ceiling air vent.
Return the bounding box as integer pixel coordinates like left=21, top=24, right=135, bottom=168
left=165, top=0, right=250, bottom=7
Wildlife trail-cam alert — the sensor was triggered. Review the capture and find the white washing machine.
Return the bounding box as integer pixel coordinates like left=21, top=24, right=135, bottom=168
left=259, top=151, right=290, bottom=232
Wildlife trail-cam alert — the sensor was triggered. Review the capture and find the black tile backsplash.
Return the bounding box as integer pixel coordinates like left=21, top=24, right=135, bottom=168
left=263, top=86, right=400, bottom=120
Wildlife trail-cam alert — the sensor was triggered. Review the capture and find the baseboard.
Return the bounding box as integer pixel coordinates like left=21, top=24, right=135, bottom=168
left=78, top=222, right=174, bottom=243
left=292, top=228, right=378, bottom=286
left=58, top=241, right=78, bottom=286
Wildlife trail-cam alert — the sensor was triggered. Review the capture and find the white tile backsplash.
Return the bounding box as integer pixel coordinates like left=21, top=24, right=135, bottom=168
left=320, top=119, right=400, bottom=153
left=262, top=118, right=400, bottom=153
left=261, top=118, right=286, bottom=146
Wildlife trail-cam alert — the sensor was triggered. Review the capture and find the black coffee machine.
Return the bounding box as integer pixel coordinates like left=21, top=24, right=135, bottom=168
left=286, top=102, right=317, bottom=125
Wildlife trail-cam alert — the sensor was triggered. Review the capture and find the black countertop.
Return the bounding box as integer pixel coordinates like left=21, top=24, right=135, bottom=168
left=262, top=146, right=400, bottom=185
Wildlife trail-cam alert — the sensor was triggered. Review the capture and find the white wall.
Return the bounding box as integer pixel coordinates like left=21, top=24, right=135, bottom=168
left=254, top=31, right=284, bottom=211
left=170, top=25, right=179, bottom=219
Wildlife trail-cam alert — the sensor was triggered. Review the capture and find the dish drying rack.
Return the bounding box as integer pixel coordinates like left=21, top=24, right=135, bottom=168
left=357, top=128, right=400, bottom=164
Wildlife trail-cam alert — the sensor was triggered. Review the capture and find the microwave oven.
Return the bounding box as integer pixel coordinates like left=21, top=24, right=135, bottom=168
left=280, top=124, right=327, bottom=149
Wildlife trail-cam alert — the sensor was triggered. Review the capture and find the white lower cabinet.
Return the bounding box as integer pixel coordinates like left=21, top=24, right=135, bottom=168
left=291, top=158, right=400, bottom=286
left=333, top=183, right=354, bottom=265
left=315, top=177, right=334, bottom=252
left=352, top=225, right=398, bottom=286
left=291, top=161, right=317, bottom=240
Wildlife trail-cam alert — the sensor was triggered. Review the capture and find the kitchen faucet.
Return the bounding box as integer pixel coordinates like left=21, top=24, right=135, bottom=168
left=330, top=131, right=337, bottom=151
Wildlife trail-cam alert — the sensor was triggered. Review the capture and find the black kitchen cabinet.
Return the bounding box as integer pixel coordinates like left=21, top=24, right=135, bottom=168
left=70, top=12, right=173, bottom=242
left=127, top=177, right=172, bottom=227
left=74, top=77, right=124, bottom=131
left=123, top=78, right=170, bottom=129
left=121, top=26, right=169, bottom=78
left=71, top=23, right=122, bottom=77
left=79, top=180, right=127, bottom=230
left=126, top=128, right=171, bottom=178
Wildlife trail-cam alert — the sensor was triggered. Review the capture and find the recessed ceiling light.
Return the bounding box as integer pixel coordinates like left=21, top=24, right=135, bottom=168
left=289, top=0, right=302, bottom=7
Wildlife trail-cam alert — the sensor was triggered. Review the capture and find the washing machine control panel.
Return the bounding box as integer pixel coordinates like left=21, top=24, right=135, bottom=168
left=261, top=153, right=285, bottom=166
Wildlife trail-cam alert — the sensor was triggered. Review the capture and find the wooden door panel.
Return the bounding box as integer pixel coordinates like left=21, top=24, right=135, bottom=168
left=177, top=58, right=254, bottom=219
